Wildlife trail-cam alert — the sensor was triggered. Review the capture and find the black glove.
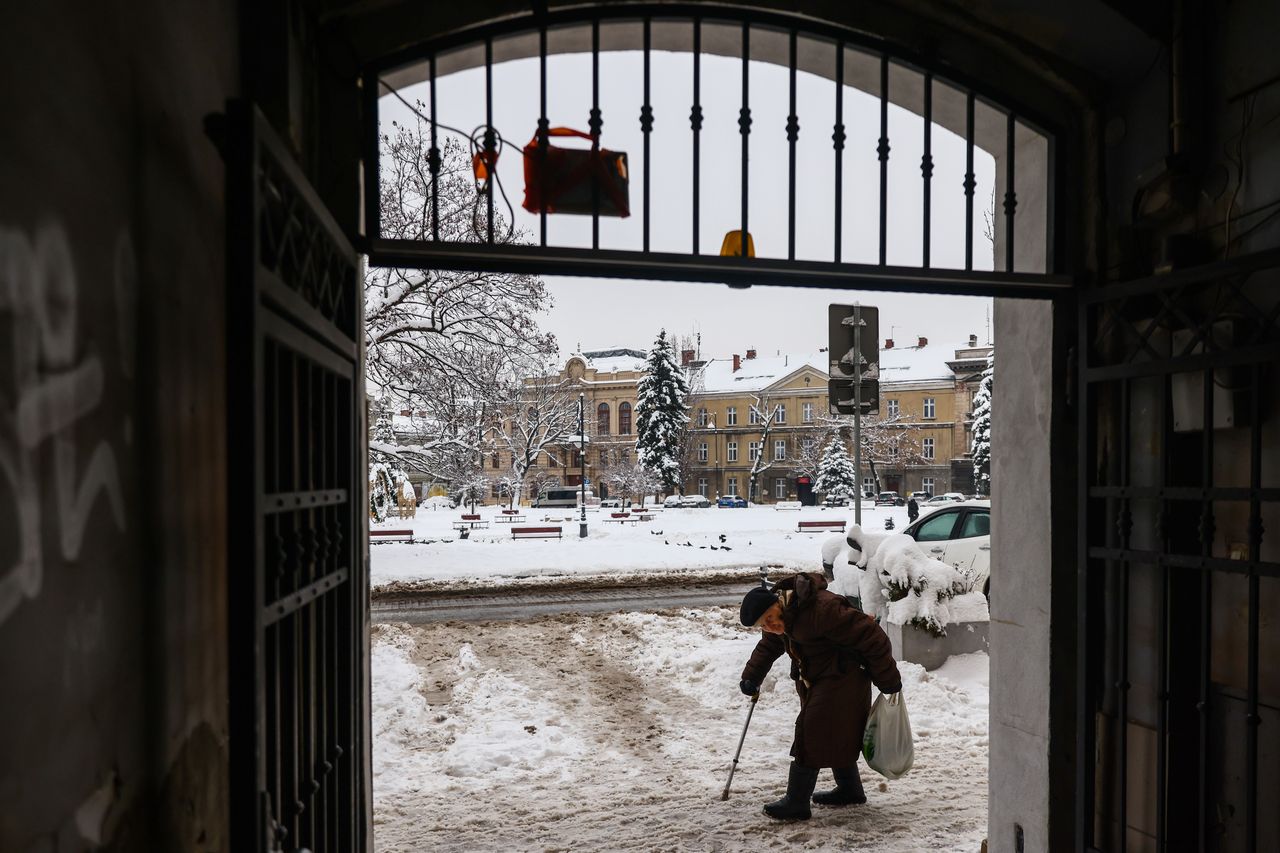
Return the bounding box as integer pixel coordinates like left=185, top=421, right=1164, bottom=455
left=740, top=679, right=759, bottom=696
left=880, top=683, right=902, bottom=695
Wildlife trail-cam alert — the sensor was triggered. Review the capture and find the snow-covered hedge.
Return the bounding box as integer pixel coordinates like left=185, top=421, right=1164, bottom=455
left=836, top=524, right=989, bottom=638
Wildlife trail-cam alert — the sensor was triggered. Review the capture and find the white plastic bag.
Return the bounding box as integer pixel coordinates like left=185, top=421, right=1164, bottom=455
left=862, top=692, right=914, bottom=779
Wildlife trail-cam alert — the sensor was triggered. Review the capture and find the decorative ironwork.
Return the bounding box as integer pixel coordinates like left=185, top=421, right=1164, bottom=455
left=1079, top=248, right=1280, bottom=853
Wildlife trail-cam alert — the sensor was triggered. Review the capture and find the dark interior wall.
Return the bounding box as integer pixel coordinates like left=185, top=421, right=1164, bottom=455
left=0, top=2, right=237, bottom=850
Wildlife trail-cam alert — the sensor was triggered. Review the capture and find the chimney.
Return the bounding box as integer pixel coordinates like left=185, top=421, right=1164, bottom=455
left=884, top=338, right=894, bottom=350
left=917, top=336, right=928, bottom=347
left=746, top=348, right=757, bottom=360
left=681, top=348, right=695, bottom=366
left=399, top=409, right=411, bottom=417
left=732, top=354, right=741, bottom=372
left=969, top=334, right=978, bottom=347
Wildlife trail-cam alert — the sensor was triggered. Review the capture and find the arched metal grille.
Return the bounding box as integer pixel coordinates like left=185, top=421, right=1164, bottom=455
left=360, top=5, right=1068, bottom=297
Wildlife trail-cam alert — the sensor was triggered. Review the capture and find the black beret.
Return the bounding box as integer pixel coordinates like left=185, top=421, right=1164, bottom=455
left=740, top=586, right=779, bottom=627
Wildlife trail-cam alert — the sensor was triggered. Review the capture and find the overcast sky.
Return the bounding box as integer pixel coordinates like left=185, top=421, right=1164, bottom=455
left=381, top=38, right=996, bottom=359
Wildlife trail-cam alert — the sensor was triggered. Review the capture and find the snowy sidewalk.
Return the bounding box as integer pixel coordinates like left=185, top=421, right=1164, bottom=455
left=373, top=607, right=988, bottom=852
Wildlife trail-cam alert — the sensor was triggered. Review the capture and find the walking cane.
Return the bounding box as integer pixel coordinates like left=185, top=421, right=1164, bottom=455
left=721, top=691, right=760, bottom=800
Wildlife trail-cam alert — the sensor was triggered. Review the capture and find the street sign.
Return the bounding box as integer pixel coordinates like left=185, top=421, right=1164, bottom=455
left=827, top=304, right=879, bottom=414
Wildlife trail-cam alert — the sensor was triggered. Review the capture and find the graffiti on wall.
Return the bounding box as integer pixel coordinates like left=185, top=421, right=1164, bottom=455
left=0, top=222, right=132, bottom=626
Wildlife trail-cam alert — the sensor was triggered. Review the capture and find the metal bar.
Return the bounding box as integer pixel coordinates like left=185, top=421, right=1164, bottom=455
left=833, top=43, right=845, bottom=263
left=369, top=238, right=1076, bottom=295
left=740, top=22, right=750, bottom=257
left=1117, top=378, right=1131, bottom=844
left=787, top=29, right=798, bottom=261
left=1085, top=547, right=1280, bottom=580
left=922, top=72, right=933, bottom=268
left=1081, top=245, right=1280, bottom=303
left=964, top=91, right=976, bottom=271
left=539, top=25, right=548, bottom=247
left=642, top=17, right=652, bottom=253
left=484, top=37, right=494, bottom=244
left=1076, top=295, right=1095, bottom=849
left=591, top=19, right=601, bottom=250
left=429, top=54, right=440, bottom=242
left=1084, top=340, right=1280, bottom=383
left=1197, top=365, right=1214, bottom=853
left=878, top=55, right=889, bottom=266
left=264, top=567, right=352, bottom=626
left=1245, top=362, right=1262, bottom=853
left=1005, top=112, right=1017, bottom=272
left=264, top=489, right=349, bottom=514
left=1155, top=371, right=1171, bottom=852
left=1088, top=485, right=1280, bottom=502
left=692, top=18, right=701, bottom=254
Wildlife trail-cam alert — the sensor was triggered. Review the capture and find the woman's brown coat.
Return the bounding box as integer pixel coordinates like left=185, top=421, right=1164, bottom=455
left=741, top=572, right=902, bottom=768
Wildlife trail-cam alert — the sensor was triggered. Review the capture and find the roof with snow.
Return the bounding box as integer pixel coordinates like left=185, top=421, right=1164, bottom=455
left=579, top=347, right=647, bottom=373
left=697, top=353, right=827, bottom=393
left=876, top=344, right=956, bottom=383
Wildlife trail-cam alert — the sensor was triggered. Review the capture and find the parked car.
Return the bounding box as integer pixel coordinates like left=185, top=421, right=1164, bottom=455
left=533, top=488, right=586, bottom=508
left=680, top=495, right=712, bottom=508
left=662, top=495, right=685, bottom=508
left=600, top=498, right=624, bottom=509
left=717, top=494, right=748, bottom=508
left=908, top=490, right=932, bottom=501
left=822, top=494, right=850, bottom=508
left=875, top=491, right=905, bottom=507
left=924, top=492, right=967, bottom=504
left=901, top=500, right=992, bottom=595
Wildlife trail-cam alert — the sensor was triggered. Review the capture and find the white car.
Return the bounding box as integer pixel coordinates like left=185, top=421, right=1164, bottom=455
left=600, top=498, right=624, bottom=509
left=901, top=500, right=991, bottom=595
left=680, top=495, right=712, bottom=508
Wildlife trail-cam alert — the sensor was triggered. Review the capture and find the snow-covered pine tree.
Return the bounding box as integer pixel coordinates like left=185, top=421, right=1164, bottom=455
left=814, top=437, right=859, bottom=502
left=970, top=352, right=993, bottom=495
left=634, top=329, right=691, bottom=492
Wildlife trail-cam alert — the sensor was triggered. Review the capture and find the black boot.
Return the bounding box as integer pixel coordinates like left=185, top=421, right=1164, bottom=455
left=812, top=766, right=867, bottom=806
left=763, top=763, right=819, bottom=820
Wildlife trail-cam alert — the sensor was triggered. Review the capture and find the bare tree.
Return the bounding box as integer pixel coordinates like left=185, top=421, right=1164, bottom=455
left=670, top=368, right=707, bottom=496
left=745, top=392, right=784, bottom=503
left=489, top=362, right=580, bottom=507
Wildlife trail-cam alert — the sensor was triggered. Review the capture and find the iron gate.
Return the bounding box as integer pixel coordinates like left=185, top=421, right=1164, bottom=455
left=1078, top=248, right=1280, bottom=852
left=226, top=101, right=370, bottom=853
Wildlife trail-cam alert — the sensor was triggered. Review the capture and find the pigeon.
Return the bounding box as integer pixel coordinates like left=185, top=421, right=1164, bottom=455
left=719, top=534, right=727, bottom=543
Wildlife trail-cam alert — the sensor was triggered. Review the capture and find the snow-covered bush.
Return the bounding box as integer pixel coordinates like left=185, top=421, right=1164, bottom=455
left=849, top=525, right=986, bottom=637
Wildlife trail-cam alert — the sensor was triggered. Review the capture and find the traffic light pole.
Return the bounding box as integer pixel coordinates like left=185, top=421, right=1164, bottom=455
left=852, top=304, right=863, bottom=528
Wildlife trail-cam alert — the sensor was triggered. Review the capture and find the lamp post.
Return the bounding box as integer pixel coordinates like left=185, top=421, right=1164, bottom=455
left=579, top=392, right=588, bottom=538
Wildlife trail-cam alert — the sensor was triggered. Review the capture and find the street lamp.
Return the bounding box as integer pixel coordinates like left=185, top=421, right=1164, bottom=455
left=578, top=392, right=588, bottom=538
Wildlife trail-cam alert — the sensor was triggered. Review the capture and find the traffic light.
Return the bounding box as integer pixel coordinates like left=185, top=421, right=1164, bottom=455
left=827, top=304, right=880, bottom=415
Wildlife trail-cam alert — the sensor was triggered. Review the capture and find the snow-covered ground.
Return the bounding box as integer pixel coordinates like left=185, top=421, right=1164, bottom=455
left=371, top=503, right=919, bottom=589
left=373, top=607, right=989, bottom=852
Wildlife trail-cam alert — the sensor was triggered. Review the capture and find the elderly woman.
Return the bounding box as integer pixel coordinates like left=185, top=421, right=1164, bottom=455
left=739, top=572, right=902, bottom=820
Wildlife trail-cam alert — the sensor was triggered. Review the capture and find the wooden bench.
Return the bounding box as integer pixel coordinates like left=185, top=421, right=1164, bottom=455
left=797, top=520, right=847, bottom=533
left=512, top=526, right=562, bottom=540
left=453, top=514, right=489, bottom=531
left=369, top=529, right=414, bottom=544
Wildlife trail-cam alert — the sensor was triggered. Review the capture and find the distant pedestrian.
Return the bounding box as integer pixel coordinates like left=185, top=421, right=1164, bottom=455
left=738, top=573, right=902, bottom=820
left=906, top=497, right=919, bottom=522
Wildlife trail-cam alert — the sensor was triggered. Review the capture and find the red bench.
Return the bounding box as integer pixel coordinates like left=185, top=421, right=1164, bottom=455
left=495, top=510, right=527, bottom=523
left=797, top=520, right=846, bottom=533
left=512, top=526, right=562, bottom=540
left=453, top=514, right=489, bottom=531
left=370, top=529, right=414, bottom=544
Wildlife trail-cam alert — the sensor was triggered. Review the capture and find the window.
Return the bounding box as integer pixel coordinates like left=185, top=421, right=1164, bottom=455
left=922, top=477, right=935, bottom=495
left=727, top=406, right=738, bottom=425
left=775, top=405, right=786, bottom=424
left=887, top=399, right=899, bottom=418
left=748, top=442, right=760, bottom=461
left=749, top=406, right=760, bottom=425
left=923, top=397, right=936, bottom=419
left=619, top=401, right=632, bottom=435
left=913, top=510, right=959, bottom=542
left=749, top=480, right=759, bottom=500
left=863, top=476, right=876, bottom=494
left=621, top=449, right=631, bottom=464
left=597, top=402, right=610, bottom=434
left=959, top=510, right=991, bottom=538
left=888, top=439, right=899, bottom=459
left=728, top=476, right=739, bottom=495
left=698, top=442, right=708, bottom=462
left=491, top=483, right=501, bottom=498
left=599, top=449, right=609, bottom=467
left=923, top=437, right=935, bottom=460
left=698, top=407, right=708, bottom=427
left=570, top=449, right=581, bottom=467
left=802, top=402, right=814, bottom=423
left=774, top=439, right=786, bottom=460
left=727, top=441, right=738, bottom=462
left=697, top=477, right=708, bottom=496
left=491, top=452, right=500, bottom=469
left=774, top=478, right=787, bottom=499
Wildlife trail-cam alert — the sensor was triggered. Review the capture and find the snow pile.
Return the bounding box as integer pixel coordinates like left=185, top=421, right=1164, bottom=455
left=372, top=610, right=990, bottom=852
left=843, top=525, right=988, bottom=636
